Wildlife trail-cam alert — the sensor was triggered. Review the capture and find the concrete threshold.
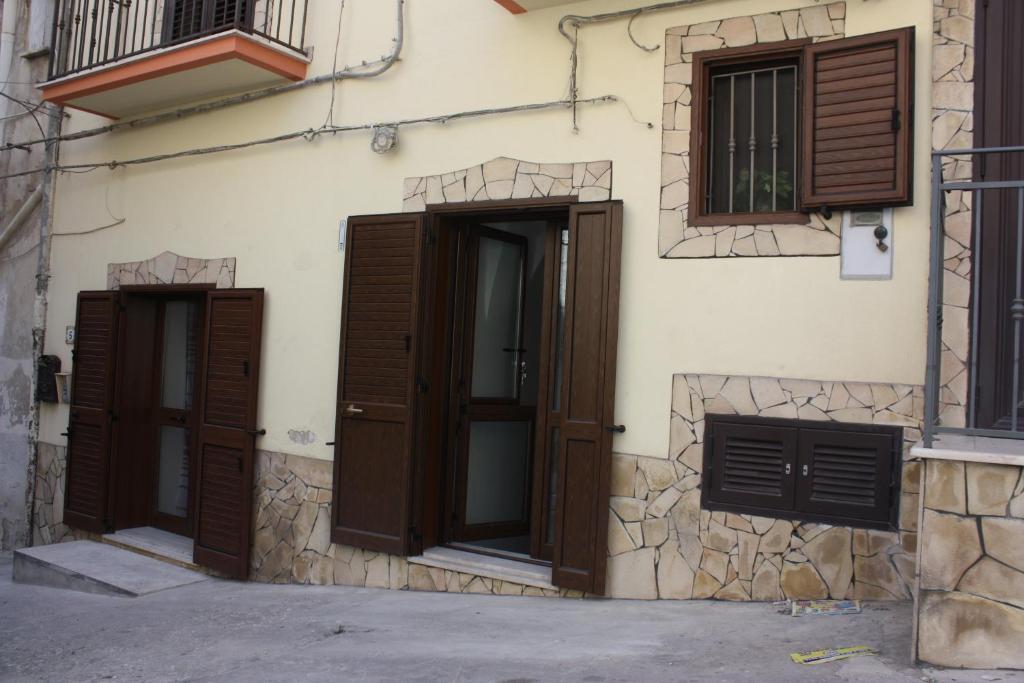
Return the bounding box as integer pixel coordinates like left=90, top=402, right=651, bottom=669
left=408, top=546, right=555, bottom=590
left=13, top=540, right=208, bottom=597
left=100, top=526, right=199, bottom=570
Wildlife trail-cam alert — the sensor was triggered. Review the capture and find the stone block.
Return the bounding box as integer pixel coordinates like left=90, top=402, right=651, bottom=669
left=918, top=592, right=1024, bottom=669
left=656, top=542, right=695, bottom=598
left=920, top=509, right=982, bottom=590
left=981, top=517, right=1024, bottom=572
left=606, top=548, right=657, bottom=599
left=802, top=528, right=852, bottom=599
left=924, top=460, right=966, bottom=514
left=959, top=557, right=1024, bottom=609
left=966, top=462, right=1018, bottom=515
left=781, top=562, right=828, bottom=599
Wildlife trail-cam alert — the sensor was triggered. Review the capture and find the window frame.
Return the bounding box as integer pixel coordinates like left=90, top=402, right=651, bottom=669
left=700, top=413, right=903, bottom=531
left=688, top=39, right=811, bottom=227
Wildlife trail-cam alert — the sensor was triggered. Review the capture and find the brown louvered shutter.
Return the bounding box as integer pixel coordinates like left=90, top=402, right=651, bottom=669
left=63, top=291, right=121, bottom=533
left=192, top=289, right=264, bottom=578
left=550, top=202, right=622, bottom=595
left=795, top=428, right=898, bottom=525
left=704, top=418, right=797, bottom=513
left=331, top=213, right=426, bottom=555
left=800, top=27, right=915, bottom=211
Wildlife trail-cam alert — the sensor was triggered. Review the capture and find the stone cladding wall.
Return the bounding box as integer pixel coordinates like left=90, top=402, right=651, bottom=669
left=931, top=0, right=975, bottom=428
left=916, top=458, right=1024, bottom=669
left=658, top=3, right=846, bottom=257
left=599, top=374, right=923, bottom=599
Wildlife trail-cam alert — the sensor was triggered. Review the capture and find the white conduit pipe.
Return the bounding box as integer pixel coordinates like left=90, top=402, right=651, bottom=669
left=0, top=0, right=20, bottom=121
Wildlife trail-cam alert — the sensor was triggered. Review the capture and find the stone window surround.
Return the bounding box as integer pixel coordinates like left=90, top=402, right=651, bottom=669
left=659, top=2, right=847, bottom=258
left=402, top=156, right=612, bottom=210
left=107, top=250, right=236, bottom=289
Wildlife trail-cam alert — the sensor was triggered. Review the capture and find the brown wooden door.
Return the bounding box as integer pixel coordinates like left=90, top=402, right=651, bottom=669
left=550, top=201, right=622, bottom=595
left=331, top=213, right=427, bottom=556
left=64, top=291, right=122, bottom=533
left=974, top=0, right=1024, bottom=429
left=448, top=225, right=534, bottom=543
left=192, top=289, right=264, bottom=578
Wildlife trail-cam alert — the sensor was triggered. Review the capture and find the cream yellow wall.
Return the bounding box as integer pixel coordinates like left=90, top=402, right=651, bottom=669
left=39, top=0, right=936, bottom=462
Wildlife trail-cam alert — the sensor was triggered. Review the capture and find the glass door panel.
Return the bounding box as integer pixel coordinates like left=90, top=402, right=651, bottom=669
left=464, top=420, right=532, bottom=526
left=157, top=426, right=190, bottom=517
left=470, top=235, right=526, bottom=399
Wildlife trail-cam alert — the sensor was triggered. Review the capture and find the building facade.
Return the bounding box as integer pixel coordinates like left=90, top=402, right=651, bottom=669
left=6, top=0, right=1023, bottom=670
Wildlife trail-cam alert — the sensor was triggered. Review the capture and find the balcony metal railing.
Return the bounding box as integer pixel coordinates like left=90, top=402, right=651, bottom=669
left=924, top=146, right=1024, bottom=447
left=48, top=0, right=308, bottom=81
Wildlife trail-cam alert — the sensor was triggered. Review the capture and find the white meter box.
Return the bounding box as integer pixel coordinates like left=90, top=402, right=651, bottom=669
left=841, top=209, right=893, bottom=280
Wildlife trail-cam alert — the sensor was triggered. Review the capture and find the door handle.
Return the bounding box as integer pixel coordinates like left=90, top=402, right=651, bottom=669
left=169, top=415, right=187, bottom=423
left=605, top=424, right=626, bottom=433
left=246, top=428, right=266, bottom=437
left=343, top=404, right=364, bottom=415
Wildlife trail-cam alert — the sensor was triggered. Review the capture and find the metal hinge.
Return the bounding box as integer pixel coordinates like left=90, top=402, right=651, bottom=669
left=427, top=227, right=437, bottom=245
left=408, top=525, right=422, bottom=542
left=416, top=377, right=429, bottom=394
left=891, top=108, right=901, bottom=132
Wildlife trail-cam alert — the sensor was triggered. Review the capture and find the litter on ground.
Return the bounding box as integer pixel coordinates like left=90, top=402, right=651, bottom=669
left=790, top=646, right=877, bottom=665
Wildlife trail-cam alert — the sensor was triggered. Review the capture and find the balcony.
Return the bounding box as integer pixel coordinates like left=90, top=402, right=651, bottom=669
left=922, top=146, right=1024, bottom=448
left=40, top=0, right=309, bottom=118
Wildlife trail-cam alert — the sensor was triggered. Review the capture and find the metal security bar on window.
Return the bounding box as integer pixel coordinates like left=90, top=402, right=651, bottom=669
left=707, top=65, right=797, bottom=215
left=48, top=0, right=308, bottom=80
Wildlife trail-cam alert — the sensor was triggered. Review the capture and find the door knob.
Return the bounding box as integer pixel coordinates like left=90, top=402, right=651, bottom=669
left=246, top=428, right=266, bottom=437
left=343, top=405, right=364, bottom=415
left=605, top=424, right=626, bottom=433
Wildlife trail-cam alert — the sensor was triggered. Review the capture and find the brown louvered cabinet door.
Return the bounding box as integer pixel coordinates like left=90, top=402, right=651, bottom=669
left=800, top=27, right=915, bottom=211
left=550, top=202, right=622, bottom=595
left=707, top=421, right=797, bottom=512
left=331, top=213, right=427, bottom=556
left=192, top=289, right=264, bottom=578
left=64, top=291, right=122, bottom=533
left=795, top=428, right=896, bottom=525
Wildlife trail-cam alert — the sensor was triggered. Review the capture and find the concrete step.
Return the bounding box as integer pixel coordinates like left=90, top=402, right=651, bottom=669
left=13, top=540, right=209, bottom=598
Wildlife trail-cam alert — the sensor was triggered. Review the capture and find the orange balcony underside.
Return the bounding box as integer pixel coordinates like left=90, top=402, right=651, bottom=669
left=40, top=32, right=308, bottom=119
left=491, top=0, right=591, bottom=13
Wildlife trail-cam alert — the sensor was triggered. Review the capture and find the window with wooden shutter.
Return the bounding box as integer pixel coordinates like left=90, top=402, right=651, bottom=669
left=331, top=213, right=427, bottom=556
left=688, top=27, right=915, bottom=225
left=63, top=291, right=121, bottom=533
left=800, top=27, right=915, bottom=211
left=702, top=415, right=901, bottom=530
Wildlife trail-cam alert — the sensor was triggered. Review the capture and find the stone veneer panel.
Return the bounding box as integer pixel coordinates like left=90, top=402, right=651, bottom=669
left=107, top=250, right=236, bottom=289
left=916, top=458, right=1024, bottom=669
left=250, top=450, right=578, bottom=597
left=658, top=3, right=846, bottom=258
left=402, top=156, right=611, bottom=210
left=612, top=374, right=924, bottom=601
left=931, top=0, right=975, bottom=429
left=31, top=442, right=87, bottom=546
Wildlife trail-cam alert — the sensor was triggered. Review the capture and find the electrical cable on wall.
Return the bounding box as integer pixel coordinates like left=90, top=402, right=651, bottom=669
left=0, top=96, right=621, bottom=181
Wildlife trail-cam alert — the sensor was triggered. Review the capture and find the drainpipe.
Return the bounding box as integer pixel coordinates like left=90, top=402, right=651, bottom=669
left=25, top=104, right=63, bottom=547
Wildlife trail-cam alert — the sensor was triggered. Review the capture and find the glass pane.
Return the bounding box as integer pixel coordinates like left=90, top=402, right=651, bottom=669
left=775, top=67, right=797, bottom=211
left=471, top=236, right=525, bottom=398
left=464, top=420, right=531, bottom=525
left=545, top=427, right=560, bottom=545
left=709, top=74, right=734, bottom=214
left=161, top=300, right=198, bottom=410
left=157, top=426, right=190, bottom=518
left=551, top=228, right=569, bottom=412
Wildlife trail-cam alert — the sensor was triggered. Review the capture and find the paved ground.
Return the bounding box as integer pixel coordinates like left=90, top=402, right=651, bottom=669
left=1, top=552, right=1021, bottom=682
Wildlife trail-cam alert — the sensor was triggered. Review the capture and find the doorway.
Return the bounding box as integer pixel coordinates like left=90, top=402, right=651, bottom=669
left=63, top=286, right=265, bottom=578
left=442, top=219, right=555, bottom=563
left=331, top=200, right=622, bottom=594
left=111, top=290, right=204, bottom=540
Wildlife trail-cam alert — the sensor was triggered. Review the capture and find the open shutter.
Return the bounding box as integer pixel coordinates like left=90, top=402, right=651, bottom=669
left=551, top=201, right=622, bottom=595
left=63, top=291, right=120, bottom=533
left=800, top=27, right=915, bottom=211
left=704, top=418, right=797, bottom=513
left=331, top=213, right=426, bottom=555
left=192, top=289, right=264, bottom=578
left=795, top=428, right=898, bottom=525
